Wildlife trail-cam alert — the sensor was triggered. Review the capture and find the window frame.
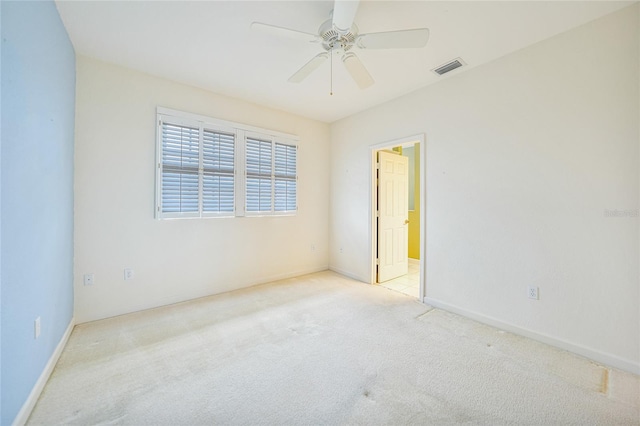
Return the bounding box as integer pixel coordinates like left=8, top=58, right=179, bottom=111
left=155, top=107, right=298, bottom=220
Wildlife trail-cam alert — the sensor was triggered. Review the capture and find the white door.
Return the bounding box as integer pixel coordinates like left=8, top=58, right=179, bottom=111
left=377, top=150, right=409, bottom=283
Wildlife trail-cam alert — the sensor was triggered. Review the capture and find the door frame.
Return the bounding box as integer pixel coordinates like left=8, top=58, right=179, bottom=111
left=369, top=134, right=426, bottom=301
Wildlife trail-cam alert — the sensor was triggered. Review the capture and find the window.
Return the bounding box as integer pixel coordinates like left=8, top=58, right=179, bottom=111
left=246, top=137, right=273, bottom=213
left=246, top=137, right=298, bottom=213
left=274, top=142, right=297, bottom=212
left=160, top=123, right=200, bottom=215
left=158, top=118, right=236, bottom=218
left=156, top=108, right=298, bottom=219
left=202, top=129, right=235, bottom=213
left=245, top=137, right=298, bottom=214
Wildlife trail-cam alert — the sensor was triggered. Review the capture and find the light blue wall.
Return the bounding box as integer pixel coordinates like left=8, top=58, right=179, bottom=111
left=0, top=0, right=3, bottom=420
left=1, top=1, right=75, bottom=424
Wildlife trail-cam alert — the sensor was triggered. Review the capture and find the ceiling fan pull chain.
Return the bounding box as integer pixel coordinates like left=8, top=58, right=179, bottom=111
left=330, top=47, right=334, bottom=96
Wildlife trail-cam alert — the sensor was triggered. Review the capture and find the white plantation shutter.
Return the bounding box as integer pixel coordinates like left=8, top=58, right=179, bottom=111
left=156, top=108, right=297, bottom=219
left=158, top=116, right=236, bottom=218
left=246, top=137, right=273, bottom=213
left=202, top=129, right=235, bottom=213
left=274, top=142, right=297, bottom=212
left=161, top=123, right=200, bottom=214
left=245, top=138, right=297, bottom=215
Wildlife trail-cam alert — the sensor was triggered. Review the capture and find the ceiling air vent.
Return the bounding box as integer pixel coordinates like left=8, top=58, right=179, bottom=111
left=432, top=58, right=466, bottom=76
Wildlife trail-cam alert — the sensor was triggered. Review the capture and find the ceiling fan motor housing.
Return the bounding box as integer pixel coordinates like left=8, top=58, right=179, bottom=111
left=319, top=19, right=357, bottom=52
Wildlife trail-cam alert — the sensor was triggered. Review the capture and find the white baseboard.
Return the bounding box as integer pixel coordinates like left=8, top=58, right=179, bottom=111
left=13, top=317, right=75, bottom=426
left=423, top=297, right=640, bottom=376
left=328, top=266, right=368, bottom=283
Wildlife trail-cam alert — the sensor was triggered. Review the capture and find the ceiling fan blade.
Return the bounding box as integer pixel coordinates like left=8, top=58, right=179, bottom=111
left=357, top=28, right=430, bottom=49
left=342, top=52, right=374, bottom=89
left=251, top=22, right=319, bottom=43
left=288, top=53, right=329, bottom=83
left=332, top=0, right=360, bottom=34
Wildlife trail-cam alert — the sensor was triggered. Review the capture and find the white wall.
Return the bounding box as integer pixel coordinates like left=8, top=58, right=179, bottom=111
left=75, top=56, right=330, bottom=323
left=330, top=5, right=639, bottom=372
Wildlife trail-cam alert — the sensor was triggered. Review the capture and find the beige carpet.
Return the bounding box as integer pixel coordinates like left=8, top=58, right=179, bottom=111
left=28, top=271, right=639, bottom=425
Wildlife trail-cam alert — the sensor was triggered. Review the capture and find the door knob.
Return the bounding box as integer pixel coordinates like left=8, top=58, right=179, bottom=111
left=404, top=219, right=410, bottom=225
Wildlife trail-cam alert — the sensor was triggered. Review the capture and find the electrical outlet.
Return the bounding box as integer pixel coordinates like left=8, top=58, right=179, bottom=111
left=83, top=273, right=94, bottom=286
left=34, top=317, right=41, bottom=339
left=527, top=286, right=539, bottom=300
left=124, top=268, right=134, bottom=280
left=311, top=244, right=316, bottom=252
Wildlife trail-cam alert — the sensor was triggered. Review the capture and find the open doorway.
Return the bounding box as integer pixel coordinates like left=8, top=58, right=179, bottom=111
left=370, top=135, right=425, bottom=300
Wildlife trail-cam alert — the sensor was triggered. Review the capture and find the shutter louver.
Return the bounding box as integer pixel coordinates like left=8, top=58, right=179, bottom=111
left=203, top=129, right=235, bottom=213
left=274, top=143, right=297, bottom=212
left=161, top=123, right=200, bottom=213
left=246, top=138, right=273, bottom=212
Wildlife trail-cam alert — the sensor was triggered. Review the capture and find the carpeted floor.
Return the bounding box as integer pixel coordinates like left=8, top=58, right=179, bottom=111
left=28, top=271, right=639, bottom=425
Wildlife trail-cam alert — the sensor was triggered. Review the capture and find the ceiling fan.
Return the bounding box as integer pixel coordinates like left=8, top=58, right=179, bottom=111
left=251, top=0, right=429, bottom=91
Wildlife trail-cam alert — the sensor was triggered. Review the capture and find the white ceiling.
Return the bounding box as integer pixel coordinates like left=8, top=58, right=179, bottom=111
left=55, top=1, right=633, bottom=123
